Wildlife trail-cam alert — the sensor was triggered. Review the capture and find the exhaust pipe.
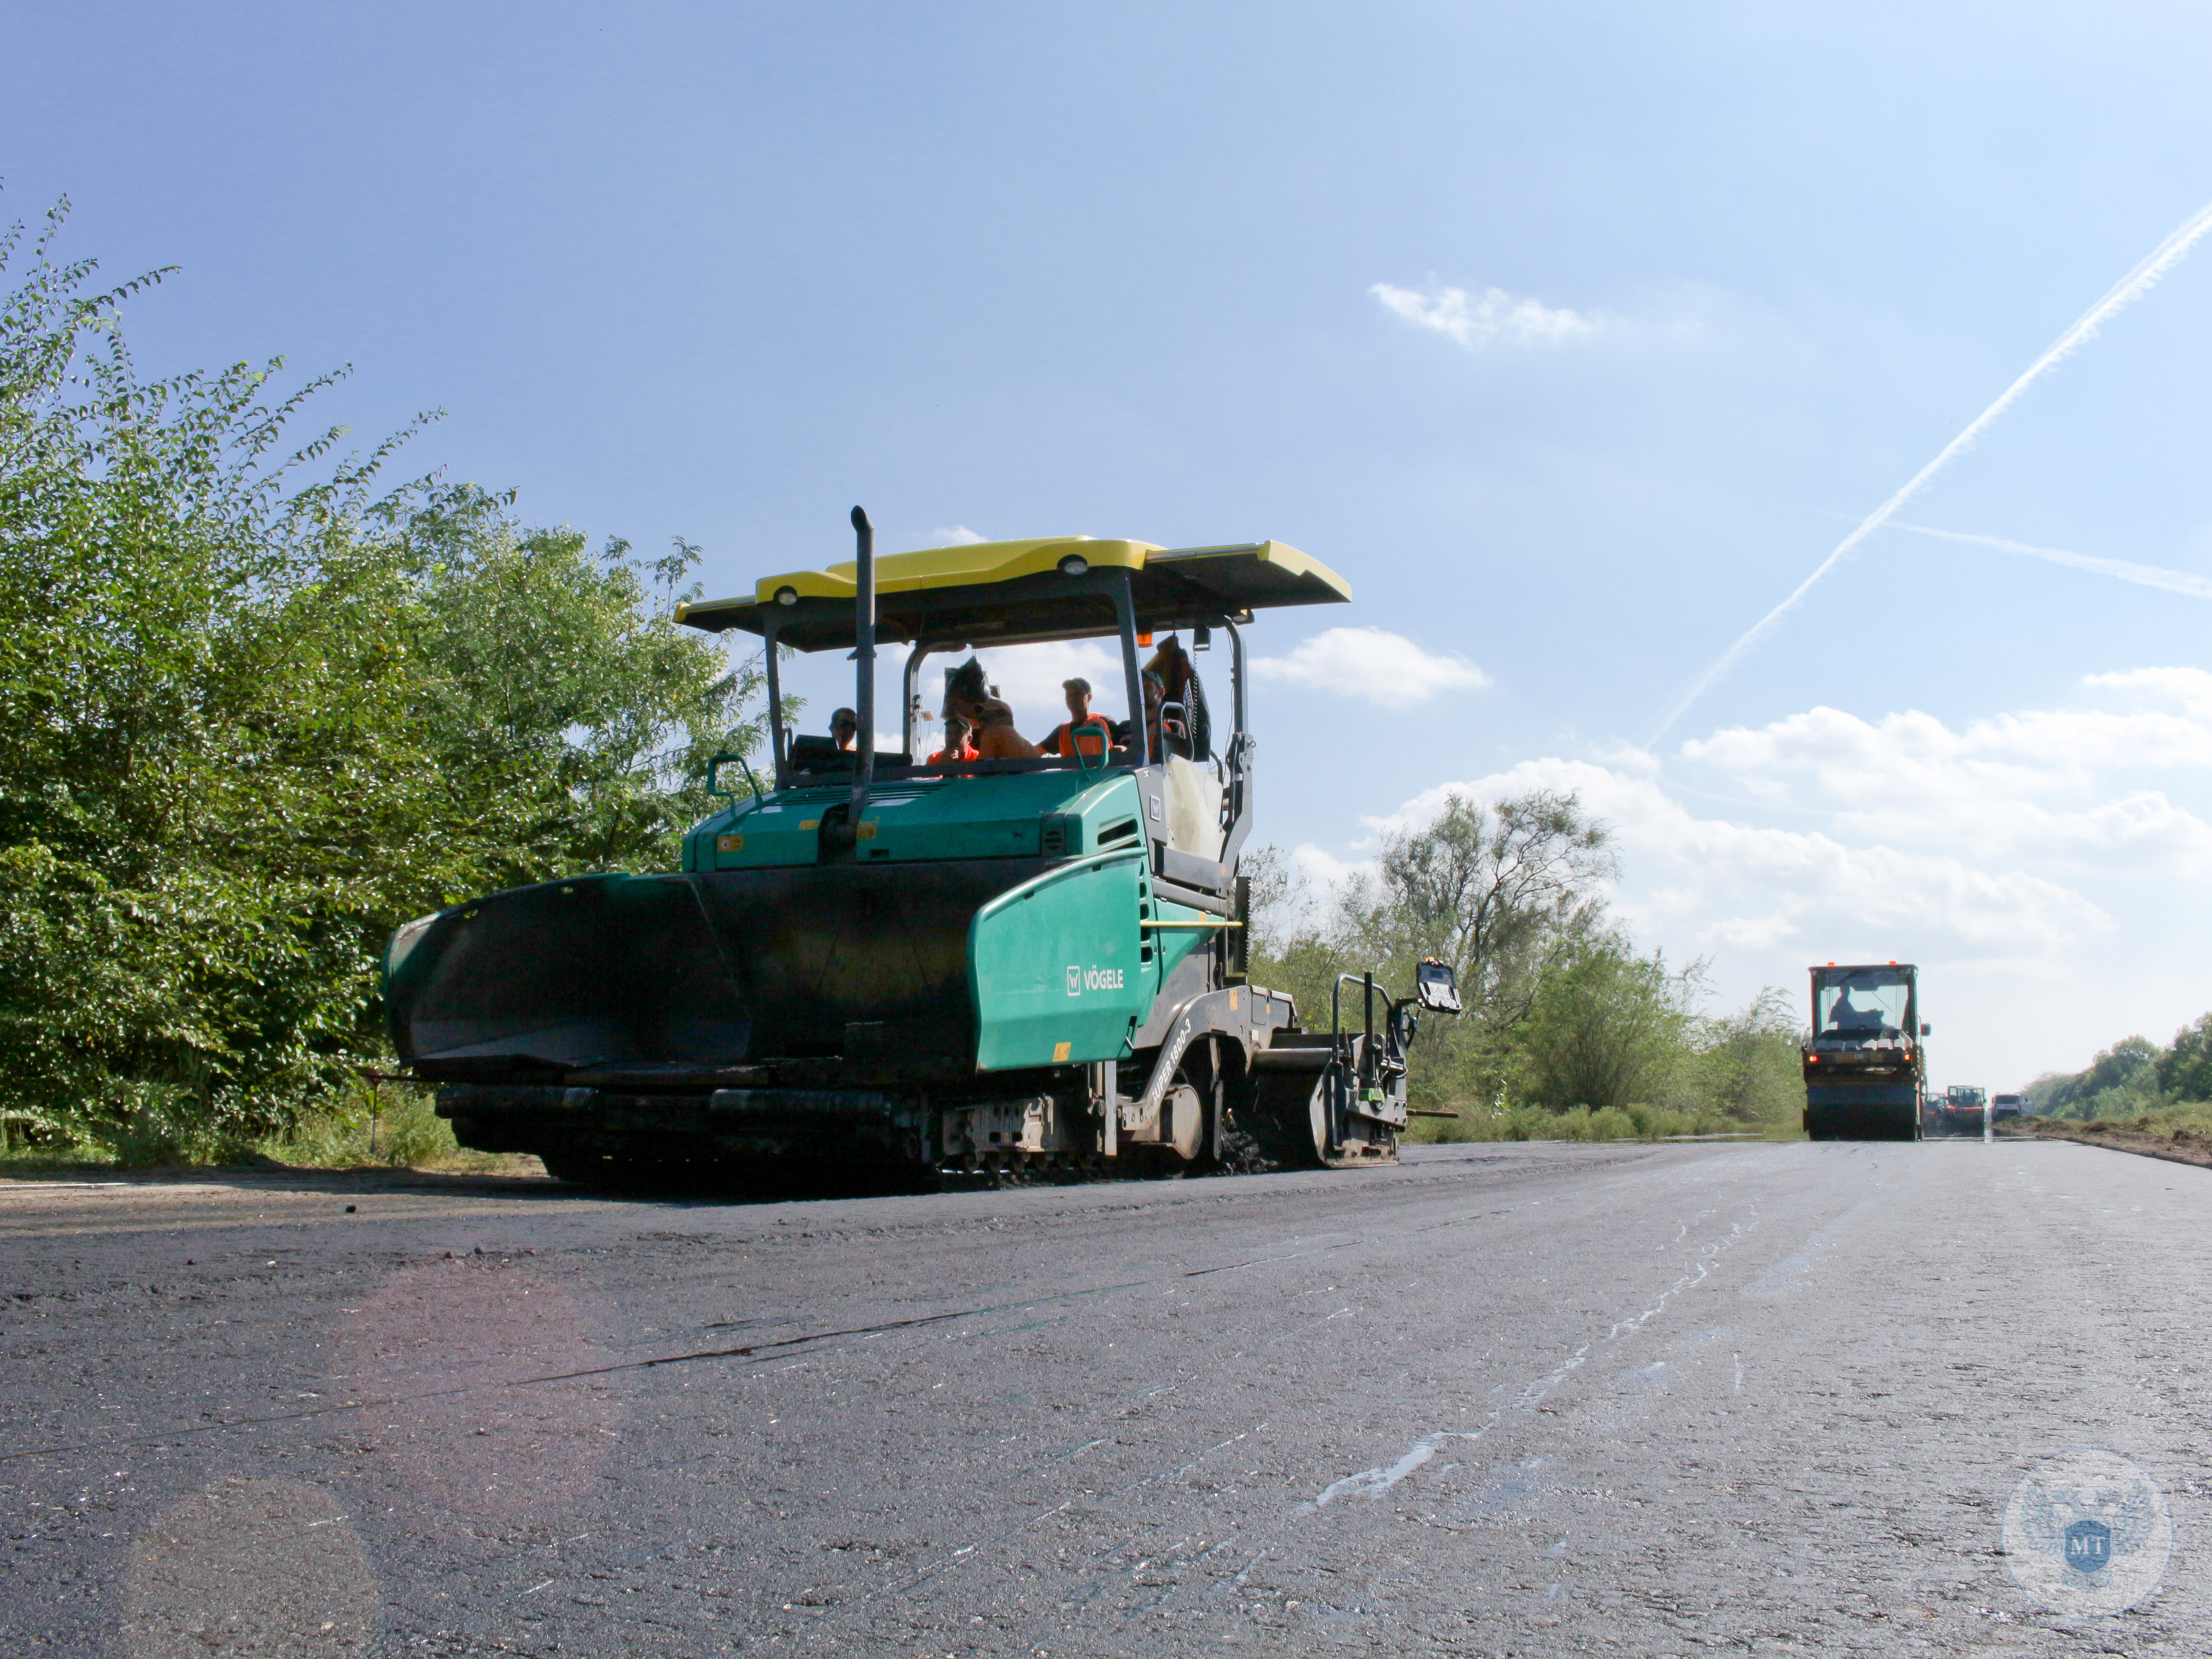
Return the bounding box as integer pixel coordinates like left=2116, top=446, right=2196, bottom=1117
left=850, top=505, right=877, bottom=834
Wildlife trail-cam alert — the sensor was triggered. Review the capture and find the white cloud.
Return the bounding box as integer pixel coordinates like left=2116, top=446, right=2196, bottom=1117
left=1370, top=281, right=1597, bottom=350
left=1679, top=685, right=2212, bottom=870
left=1290, top=841, right=1372, bottom=891
left=1367, top=757, right=2110, bottom=962
left=1252, top=626, right=1488, bottom=708
left=1256, top=842, right=1374, bottom=938
left=2089, top=666, right=2212, bottom=719
left=931, top=525, right=986, bottom=545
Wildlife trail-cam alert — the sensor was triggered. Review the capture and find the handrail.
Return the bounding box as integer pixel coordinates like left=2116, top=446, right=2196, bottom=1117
left=1331, top=971, right=1394, bottom=1049
left=969, top=845, right=1148, bottom=927
left=1329, top=970, right=1424, bottom=1096
left=1073, top=716, right=1111, bottom=775
left=705, top=751, right=764, bottom=803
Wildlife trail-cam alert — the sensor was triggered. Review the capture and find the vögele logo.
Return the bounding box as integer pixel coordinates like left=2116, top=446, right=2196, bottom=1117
left=1064, top=964, right=1125, bottom=996
left=2001, top=1447, right=2170, bottom=1616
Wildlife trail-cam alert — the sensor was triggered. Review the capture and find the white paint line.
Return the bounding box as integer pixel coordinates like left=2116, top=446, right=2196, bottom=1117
left=1302, top=1208, right=1756, bottom=1510
left=1304, top=1428, right=1496, bottom=1509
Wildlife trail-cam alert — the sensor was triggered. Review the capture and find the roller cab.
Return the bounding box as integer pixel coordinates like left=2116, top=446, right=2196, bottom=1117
left=1801, top=962, right=1926, bottom=1141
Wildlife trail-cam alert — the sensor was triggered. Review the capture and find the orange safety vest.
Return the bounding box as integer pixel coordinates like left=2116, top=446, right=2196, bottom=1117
left=1049, top=717, right=1112, bottom=759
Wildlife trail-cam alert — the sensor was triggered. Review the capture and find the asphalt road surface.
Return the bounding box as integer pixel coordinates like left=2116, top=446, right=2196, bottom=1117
left=3, top=1139, right=2203, bottom=1657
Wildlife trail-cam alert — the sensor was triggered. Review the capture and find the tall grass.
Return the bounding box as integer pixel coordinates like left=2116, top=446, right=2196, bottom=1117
left=256, top=1082, right=460, bottom=1168
left=0, top=1081, right=465, bottom=1171
left=1405, top=1100, right=1766, bottom=1143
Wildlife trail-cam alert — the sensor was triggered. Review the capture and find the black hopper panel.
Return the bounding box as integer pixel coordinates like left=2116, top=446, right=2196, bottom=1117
left=393, top=875, right=750, bottom=1073
left=692, top=859, right=1054, bottom=1063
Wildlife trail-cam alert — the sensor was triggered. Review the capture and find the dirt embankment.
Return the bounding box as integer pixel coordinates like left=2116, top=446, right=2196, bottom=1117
left=2000, top=1117, right=2212, bottom=1170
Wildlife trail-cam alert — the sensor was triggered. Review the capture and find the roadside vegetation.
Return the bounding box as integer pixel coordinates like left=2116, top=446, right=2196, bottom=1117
left=2005, top=1018, right=2212, bottom=1161
left=0, top=203, right=769, bottom=1166
left=2019, top=1019, right=2212, bottom=1121
left=1245, top=792, right=1806, bottom=1142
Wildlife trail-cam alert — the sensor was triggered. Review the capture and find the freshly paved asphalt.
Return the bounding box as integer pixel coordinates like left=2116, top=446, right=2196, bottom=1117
left=2, top=1138, right=2203, bottom=1657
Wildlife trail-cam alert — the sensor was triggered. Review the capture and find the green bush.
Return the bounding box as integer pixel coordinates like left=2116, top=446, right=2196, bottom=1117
left=258, top=1082, right=456, bottom=1168
left=1403, top=1096, right=1752, bottom=1143
left=0, top=203, right=768, bottom=1157
left=1587, top=1106, right=1638, bottom=1140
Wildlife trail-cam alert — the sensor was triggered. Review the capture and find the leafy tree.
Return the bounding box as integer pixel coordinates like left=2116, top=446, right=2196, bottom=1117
left=0, top=202, right=765, bottom=1157
left=1694, top=986, right=1804, bottom=1124
left=399, top=492, right=760, bottom=888
left=2024, top=1036, right=2162, bottom=1120
left=1516, top=942, right=1705, bottom=1114
left=2022, top=1016, right=2212, bottom=1124
left=1246, top=790, right=1619, bottom=1113
left=2157, top=1013, right=2212, bottom=1102
left=1346, top=789, right=1617, bottom=1027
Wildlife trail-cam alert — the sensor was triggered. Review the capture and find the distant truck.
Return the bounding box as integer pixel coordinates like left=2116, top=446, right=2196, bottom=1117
left=1933, top=1084, right=1988, bottom=1136
left=1991, top=1093, right=2026, bottom=1120
left=1802, top=962, right=1928, bottom=1140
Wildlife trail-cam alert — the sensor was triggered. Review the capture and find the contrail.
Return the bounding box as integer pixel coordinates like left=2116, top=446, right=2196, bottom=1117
left=1885, top=520, right=2212, bottom=601
left=1647, top=193, right=2212, bottom=745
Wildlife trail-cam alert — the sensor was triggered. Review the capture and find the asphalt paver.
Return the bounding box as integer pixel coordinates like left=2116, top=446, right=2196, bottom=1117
left=2, top=1139, right=2202, bottom=1655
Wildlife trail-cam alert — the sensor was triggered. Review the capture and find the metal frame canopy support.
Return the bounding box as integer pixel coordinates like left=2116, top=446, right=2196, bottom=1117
left=849, top=506, right=877, bottom=835
left=699, top=523, right=1347, bottom=789
left=763, top=613, right=786, bottom=769
left=1114, top=568, right=1149, bottom=769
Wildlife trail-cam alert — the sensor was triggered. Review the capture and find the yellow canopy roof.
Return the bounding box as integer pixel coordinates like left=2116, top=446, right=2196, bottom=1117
left=677, top=536, right=1351, bottom=651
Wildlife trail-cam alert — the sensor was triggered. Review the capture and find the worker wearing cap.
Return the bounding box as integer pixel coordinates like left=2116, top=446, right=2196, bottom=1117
left=928, top=713, right=980, bottom=766
left=1043, top=678, right=1112, bottom=762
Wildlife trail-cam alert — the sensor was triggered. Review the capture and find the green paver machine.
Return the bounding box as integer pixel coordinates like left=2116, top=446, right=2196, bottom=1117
left=1801, top=961, right=1927, bottom=1141
left=382, top=512, right=1462, bottom=1186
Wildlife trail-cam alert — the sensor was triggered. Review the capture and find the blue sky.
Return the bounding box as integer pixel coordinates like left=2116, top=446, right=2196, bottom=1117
left=10, top=1, right=2211, bottom=1088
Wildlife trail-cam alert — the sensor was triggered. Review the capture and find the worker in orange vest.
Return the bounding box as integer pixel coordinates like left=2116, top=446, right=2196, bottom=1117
left=1043, top=678, right=1113, bottom=762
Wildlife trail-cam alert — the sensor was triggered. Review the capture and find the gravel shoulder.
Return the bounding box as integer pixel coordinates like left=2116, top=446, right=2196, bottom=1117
left=1999, top=1117, right=2212, bottom=1171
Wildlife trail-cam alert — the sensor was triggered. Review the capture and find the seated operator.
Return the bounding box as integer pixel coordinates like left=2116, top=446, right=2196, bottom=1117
left=943, top=658, right=1040, bottom=759
left=1830, top=993, right=1886, bottom=1035
left=1112, top=670, right=1169, bottom=757
left=830, top=707, right=859, bottom=753
left=928, top=713, right=979, bottom=766
left=1143, top=635, right=1208, bottom=756
left=1043, top=677, right=1113, bottom=762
